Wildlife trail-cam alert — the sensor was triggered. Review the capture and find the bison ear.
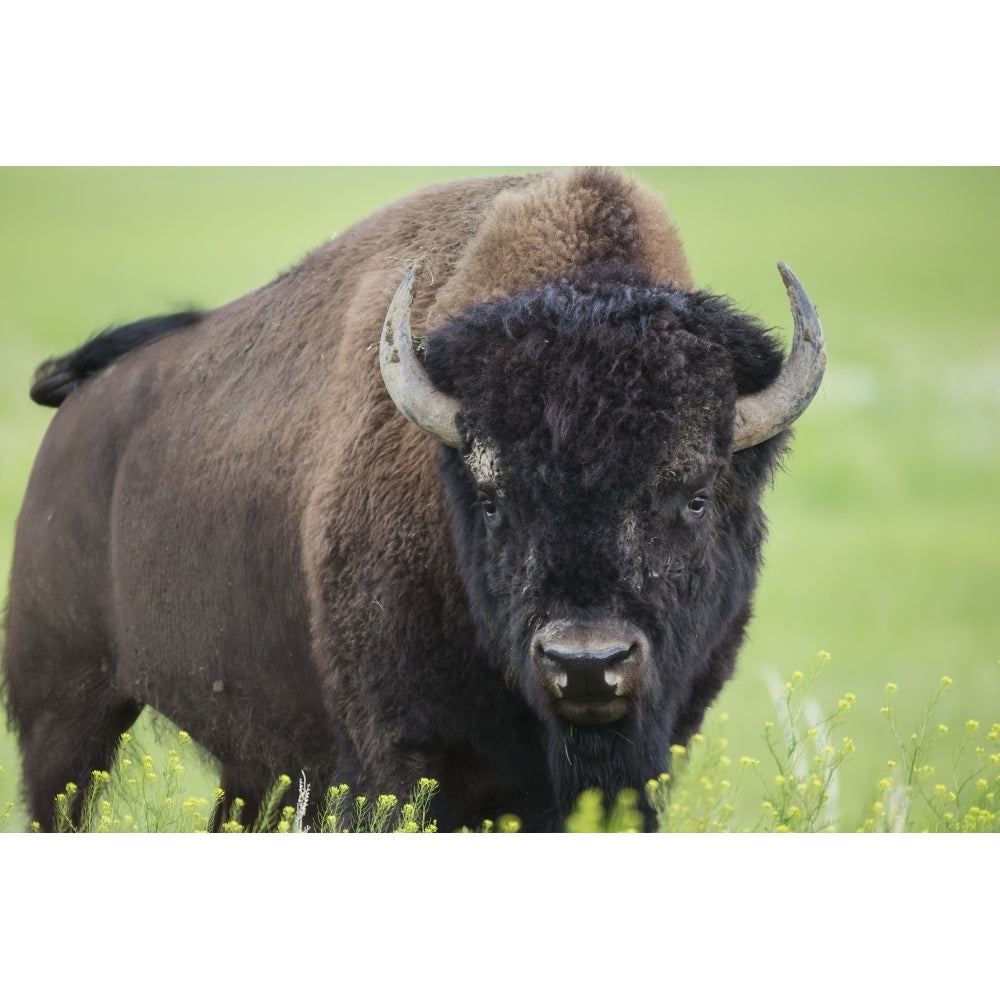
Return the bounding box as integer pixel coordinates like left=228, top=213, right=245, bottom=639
left=678, top=288, right=786, bottom=396
left=726, top=327, right=787, bottom=398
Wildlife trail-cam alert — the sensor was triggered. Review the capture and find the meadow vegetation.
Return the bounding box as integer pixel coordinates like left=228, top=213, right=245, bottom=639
left=1, top=168, right=997, bottom=832
left=4, top=657, right=996, bottom=833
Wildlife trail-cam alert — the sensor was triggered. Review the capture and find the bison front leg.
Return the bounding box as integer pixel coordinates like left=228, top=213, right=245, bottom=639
left=2, top=590, right=141, bottom=830
left=15, top=694, right=142, bottom=831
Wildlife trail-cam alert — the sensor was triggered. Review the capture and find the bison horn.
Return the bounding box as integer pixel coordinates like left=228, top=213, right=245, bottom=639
left=732, top=263, right=826, bottom=451
left=380, top=261, right=462, bottom=448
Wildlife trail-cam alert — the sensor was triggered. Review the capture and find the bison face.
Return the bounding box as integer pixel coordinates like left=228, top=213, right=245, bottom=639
left=440, top=415, right=738, bottom=736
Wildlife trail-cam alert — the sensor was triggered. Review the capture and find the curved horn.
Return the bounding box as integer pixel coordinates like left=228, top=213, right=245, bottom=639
left=732, top=262, right=826, bottom=451
left=380, top=262, right=462, bottom=448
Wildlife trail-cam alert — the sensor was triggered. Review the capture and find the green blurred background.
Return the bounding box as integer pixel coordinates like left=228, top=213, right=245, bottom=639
left=1, top=167, right=997, bottom=829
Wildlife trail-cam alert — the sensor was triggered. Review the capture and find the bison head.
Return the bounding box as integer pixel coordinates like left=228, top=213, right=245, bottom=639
left=380, top=261, right=824, bottom=813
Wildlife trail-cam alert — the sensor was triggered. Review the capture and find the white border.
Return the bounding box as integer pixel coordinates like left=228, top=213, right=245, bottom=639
left=3, top=4, right=995, bottom=165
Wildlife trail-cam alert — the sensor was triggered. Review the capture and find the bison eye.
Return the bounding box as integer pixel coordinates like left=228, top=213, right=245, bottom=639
left=684, top=494, right=711, bottom=521
left=477, top=491, right=501, bottom=528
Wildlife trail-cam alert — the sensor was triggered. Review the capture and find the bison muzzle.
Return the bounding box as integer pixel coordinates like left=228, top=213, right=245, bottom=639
left=531, top=619, right=650, bottom=724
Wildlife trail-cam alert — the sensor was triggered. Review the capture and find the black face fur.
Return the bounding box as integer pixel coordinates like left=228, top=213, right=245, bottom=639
left=426, top=264, right=788, bottom=819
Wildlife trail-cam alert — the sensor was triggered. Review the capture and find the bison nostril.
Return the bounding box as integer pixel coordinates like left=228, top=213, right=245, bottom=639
left=541, top=643, right=634, bottom=669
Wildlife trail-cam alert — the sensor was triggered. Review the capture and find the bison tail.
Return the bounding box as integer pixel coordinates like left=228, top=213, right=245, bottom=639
left=30, top=310, right=203, bottom=407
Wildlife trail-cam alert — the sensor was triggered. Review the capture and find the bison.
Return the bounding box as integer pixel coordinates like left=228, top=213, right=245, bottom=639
left=1, top=169, right=825, bottom=831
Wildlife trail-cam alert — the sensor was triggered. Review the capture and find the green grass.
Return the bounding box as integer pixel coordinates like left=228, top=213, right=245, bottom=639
left=2, top=167, right=998, bottom=831
left=27, top=729, right=444, bottom=834
left=8, top=660, right=995, bottom=833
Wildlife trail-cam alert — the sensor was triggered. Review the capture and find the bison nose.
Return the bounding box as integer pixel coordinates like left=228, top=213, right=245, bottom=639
left=538, top=642, right=634, bottom=702
left=531, top=621, right=648, bottom=708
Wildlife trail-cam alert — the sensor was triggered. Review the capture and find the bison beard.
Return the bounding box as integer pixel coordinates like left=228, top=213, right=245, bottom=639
left=1, top=168, right=822, bottom=832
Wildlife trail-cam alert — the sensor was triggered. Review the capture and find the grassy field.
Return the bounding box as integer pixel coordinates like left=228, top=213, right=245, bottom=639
left=1, top=167, right=997, bottom=831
